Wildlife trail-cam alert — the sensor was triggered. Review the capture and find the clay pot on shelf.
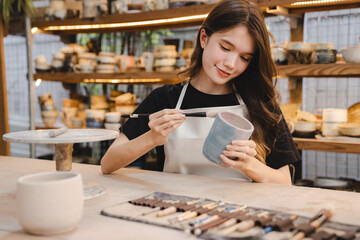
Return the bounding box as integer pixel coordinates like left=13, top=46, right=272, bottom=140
left=38, top=94, right=58, bottom=127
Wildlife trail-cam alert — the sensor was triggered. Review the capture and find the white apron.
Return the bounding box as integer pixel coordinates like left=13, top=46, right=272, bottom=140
left=163, top=83, right=251, bottom=180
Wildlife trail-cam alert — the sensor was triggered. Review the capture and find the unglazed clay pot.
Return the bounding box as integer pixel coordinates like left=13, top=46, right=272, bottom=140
left=16, top=171, right=83, bottom=235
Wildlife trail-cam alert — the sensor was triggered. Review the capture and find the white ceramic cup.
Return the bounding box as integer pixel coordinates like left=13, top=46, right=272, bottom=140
left=203, top=111, right=254, bottom=165
left=322, top=122, right=341, bottom=137
left=141, top=52, right=154, bottom=72
left=16, top=171, right=83, bottom=235
left=105, top=112, right=121, bottom=123
left=322, top=108, right=348, bottom=123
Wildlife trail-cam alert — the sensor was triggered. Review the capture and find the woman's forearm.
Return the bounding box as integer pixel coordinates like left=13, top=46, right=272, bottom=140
left=244, top=160, right=292, bottom=185
left=101, top=132, right=157, bottom=174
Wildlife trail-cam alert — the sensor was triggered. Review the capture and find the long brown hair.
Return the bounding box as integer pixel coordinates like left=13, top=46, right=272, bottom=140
left=179, top=0, right=281, bottom=163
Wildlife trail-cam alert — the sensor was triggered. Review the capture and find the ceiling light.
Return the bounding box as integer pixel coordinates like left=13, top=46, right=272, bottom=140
left=291, top=0, right=345, bottom=6
left=42, top=14, right=208, bottom=31
left=83, top=78, right=164, bottom=84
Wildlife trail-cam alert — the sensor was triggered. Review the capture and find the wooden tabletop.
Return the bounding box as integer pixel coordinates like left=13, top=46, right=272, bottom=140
left=1, top=156, right=360, bottom=239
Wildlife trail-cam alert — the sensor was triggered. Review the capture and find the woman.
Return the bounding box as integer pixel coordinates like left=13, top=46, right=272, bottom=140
left=101, top=0, right=301, bottom=185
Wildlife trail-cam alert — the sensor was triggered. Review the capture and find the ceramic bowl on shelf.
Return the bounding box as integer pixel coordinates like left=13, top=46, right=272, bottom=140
left=293, top=121, right=317, bottom=138
left=338, top=123, right=360, bottom=137
left=322, top=122, right=341, bottom=137
left=314, top=49, right=337, bottom=64
left=294, top=121, right=317, bottom=132
left=312, top=42, right=334, bottom=50
left=105, top=112, right=121, bottom=123
left=115, top=105, right=137, bottom=115
left=341, top=47, right=360, bottom=63
left=287, top=41, right=312, bottom=50
left=271, top=46, right=287, bottom=65
left=99, top=52, right=116, bottom=57
left=322, top=108, right=348, bottom=123
left=286, top=49, right=315, bottom=64
left=314, top=177, right=354, bottom=191
left=348, top=102, right=360, bottom=123
left=104, top=122, right=121, bottom=131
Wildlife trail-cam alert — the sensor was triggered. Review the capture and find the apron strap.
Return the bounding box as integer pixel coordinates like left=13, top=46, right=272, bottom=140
left=175, top=82, right=189, bottom=109
left=232, top=82, right=244, bottom=106
left=175, top=82, right=244, bottom=109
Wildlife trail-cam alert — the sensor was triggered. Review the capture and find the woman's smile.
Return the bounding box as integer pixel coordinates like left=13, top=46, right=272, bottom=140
left=216, top=66, right=231, bottom=78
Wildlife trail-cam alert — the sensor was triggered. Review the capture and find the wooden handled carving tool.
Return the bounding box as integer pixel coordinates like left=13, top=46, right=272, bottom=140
left=141, top=206, right=161, bottom=216
left=289, top=209, right=333, bottom=240
left=157, top=206, right=177, bottom=217
left=121, top=110, right=219, bottom=119
left=220, top=220, right=255, bottom=236
left=48, top=127, right=68, bottom=138
left=262, top=215, right=298, bottom=235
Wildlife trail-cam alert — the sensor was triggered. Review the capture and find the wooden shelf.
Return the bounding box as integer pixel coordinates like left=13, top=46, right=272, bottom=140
left=293, top=137, right=360, bottom=154
left=33, top=4, right=216, bottom=34
left=33, top=63, right=360, bottom=84
left=34, top=72, right=181, bottom=84
left=31, top=0, right=360, bottom=34
left=277, top=63, right=360, bottom=78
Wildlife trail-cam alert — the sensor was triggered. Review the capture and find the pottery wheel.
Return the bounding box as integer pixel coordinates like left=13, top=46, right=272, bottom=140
left=83, top=185, right=106, bottom=200
left=2, top=129, right=119, bottom=144
left=3, top=129, right=119, bottom=171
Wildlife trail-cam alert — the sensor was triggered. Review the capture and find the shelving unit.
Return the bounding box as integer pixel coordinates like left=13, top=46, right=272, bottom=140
left=277, top=63, right=360, bottom=78
left=33, top=72, right=181, bottom=84
left=294, top=138, right=360, bottom=154
left=26, top=1, right=360, bottom=156
left=34, top=63, right=360, bottom=84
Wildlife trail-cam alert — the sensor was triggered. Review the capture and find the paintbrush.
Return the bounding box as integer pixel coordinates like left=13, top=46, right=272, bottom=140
left=121, top=110, right=219, bottom=119
left=289, top=209, right=333, bottom=240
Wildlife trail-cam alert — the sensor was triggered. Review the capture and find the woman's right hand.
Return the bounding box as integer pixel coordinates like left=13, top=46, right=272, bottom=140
left=148, top=109, right=186, bottom=146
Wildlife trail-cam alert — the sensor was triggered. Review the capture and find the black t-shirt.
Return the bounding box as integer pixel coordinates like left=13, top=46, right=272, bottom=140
left=122, top=83, right=301, bottom=171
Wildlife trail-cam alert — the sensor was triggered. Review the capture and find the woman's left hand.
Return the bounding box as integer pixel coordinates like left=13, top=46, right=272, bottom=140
left=220, top=140, right=257, bottom=170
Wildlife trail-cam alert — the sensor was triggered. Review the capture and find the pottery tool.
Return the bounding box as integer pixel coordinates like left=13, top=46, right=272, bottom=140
left=213, top=218, right=237, bottom=230
left=216, top=210, right=268, bottom=236
left=121, top=110, right=219, bottom=119
left=194, top=217, right=229, bottom=236
left=220, top=220, right=256, bottom=236
left=228, top=205, right=247, bottom=213
left=188, top=213, right=209, bottom=226
left=141, top=206, right=161, bottom=216
left=157, top=206, right=177, bottom=217
left=290, top=209, right=333, bottom=240
left=193, top=205, right=248, bottom=235
left=262, top=215, right=298, bottom=234
left=186, top=198, right=202, bottom=205
left=176, top=211, right=198, bottom=222
left=194, top=215, right=219, bottom=228
left=48, top=127, right=68, bottom=138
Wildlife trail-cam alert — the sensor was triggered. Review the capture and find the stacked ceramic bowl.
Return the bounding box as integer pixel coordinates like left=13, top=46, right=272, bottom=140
left=85, top=109, right=105, bottom=128
left=115, top=93, right=137, bottom=115
left=286, top=42, right=315, bottom=64
left=313, top=42, right=337, bottom=64
left=45, top=0, right=67, bottom=20
left=77, top=52, right=97, bottom=73
left=38, top=94, right=58, bottom=127
left=341, top=45, right=360, bottom=63
left=97, top=52, right=117, bottom=73
left=35, top=55, right=51, bottom=73
left=271, top=43, right=287, bottom=65
left=91, top=95, right=108, bottom=110
left=154, top=45, right=178, bottom=72
left=51, top=52, right=65, bottom=71
left=321, top=108, right=348, bottom=137
left=104, top=112, right=121, bottom=131
left=62, top=99, right=79, bottom=128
